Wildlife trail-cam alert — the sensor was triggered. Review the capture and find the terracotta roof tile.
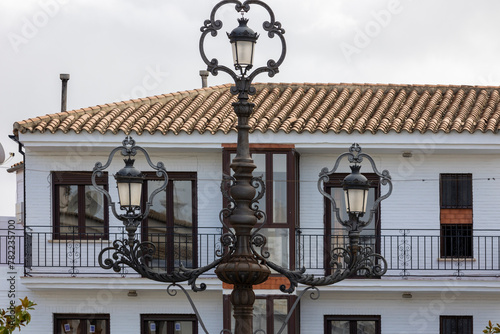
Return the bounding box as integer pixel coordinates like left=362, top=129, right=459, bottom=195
left=476, top=90, right=499, bottom=132
left=13, top=83, right=500, bottom=136
left=318, top=88, right=349, bottom=133
left=291, top=87, right=322, bottom=133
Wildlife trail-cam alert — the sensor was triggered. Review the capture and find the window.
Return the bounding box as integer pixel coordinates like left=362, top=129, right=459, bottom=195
left=440, top=316, right=472, bottom=334
left=52, top=172, right=108, bottom=239
left=223, top=146, right=299, bottom=269
left=440, top=174, right=473, bottom=258
left=325, top=315, right=381, bottom=334
left=54, top=314, right=109, bottom=334
left=324, top=174, right=380, bottom=275
left=141, top=314, right=198, bottom=334
left=141, top=172, right=197, bottom=273
left=223, top=295, right=298, bottom=334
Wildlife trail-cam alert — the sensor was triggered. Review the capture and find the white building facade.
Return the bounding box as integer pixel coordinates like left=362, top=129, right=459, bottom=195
left=3, top=83, right=500, bottom=333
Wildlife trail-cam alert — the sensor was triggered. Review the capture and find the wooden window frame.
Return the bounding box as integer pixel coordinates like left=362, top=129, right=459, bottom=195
left=222, top=146, right=299, bottom=270
left=52, top=172, right=109, bottom=240
left=223, top=294, right=299, bottom=334
left=54, top=313, right=110, bottom=334
left=440, top=315, right=473, bottom=334
left=439, top=173, right=473, bottom=258
left=324, top=173, right=381, bottom=276
left=141, top=314, right=198, bottom=334
left=325, top=314, right=381, bottom=334
left=141, top=172, right=198, bottom=273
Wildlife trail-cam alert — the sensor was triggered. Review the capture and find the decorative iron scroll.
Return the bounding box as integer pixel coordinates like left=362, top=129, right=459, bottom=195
left=199, top=0, right=286, bottom=97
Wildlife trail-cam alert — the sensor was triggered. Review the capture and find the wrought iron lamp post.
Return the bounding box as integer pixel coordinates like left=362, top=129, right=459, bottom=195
left=94, top=2, right=393, bottom=334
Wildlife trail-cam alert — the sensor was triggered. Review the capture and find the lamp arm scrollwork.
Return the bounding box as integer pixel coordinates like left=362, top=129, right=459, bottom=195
left=354, top=152, right=392, bottom=229
left=98, top=238, right=232, bottom=292
left=317, top=151, right=354, bottom=228
left=131, top=145, right=169, bottom=220
left=92, top=145, right=135, bottom=223
left=265, top=244, right=388, bottom=294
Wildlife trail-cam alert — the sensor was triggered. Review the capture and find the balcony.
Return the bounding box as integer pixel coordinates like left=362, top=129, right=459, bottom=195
left=298, top=228, right=500, bottom=279
left=1, top=227, right=499, bottom=279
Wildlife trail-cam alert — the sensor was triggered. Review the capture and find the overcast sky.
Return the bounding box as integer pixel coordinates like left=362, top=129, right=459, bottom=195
left=1, top=0, right=500, bottom=216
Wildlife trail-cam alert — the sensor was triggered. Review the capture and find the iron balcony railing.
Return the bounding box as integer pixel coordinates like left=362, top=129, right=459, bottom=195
left=1, top=227, right=499, bottom=278
left=298, top=228, right=500, bottom=278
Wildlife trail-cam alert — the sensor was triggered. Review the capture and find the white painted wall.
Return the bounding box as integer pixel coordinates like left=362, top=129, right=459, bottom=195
left=300, top=289, right=500, bottom=334
left=5, top=139, right=500, bottom=333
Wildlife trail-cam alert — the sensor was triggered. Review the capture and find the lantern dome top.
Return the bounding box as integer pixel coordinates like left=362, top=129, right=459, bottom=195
left=227, top=18, right=259, bottom=43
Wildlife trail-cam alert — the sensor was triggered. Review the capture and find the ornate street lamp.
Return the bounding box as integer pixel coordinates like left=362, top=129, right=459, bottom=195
left=95, top=2, right=393, bottom=334
left=92, top=137, right=168, bottom=247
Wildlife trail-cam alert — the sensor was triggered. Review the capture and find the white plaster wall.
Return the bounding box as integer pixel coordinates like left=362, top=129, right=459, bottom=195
left=13, top=143, right=500, bottom=333
left=299, top=151, right=500, bottom=231
left=300, top=289, right=500, bottom=334
left=23, top=150, right=224, bottom=273
left=298, top=151, right=500, bottom=276
left=24, top=150, right=223, bottom=230
left=2, top=275, right=500, bottom=333
left=0, top=270, right=224, bottom=333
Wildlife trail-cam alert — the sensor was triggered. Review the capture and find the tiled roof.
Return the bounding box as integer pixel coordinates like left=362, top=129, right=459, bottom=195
left=14, top=83, right=500, bottom=135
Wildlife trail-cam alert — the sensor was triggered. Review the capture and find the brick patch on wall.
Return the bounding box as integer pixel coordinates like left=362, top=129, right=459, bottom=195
left=440, top=208, right=473, bottom=225
left=223, top=276, right=289, bottom=290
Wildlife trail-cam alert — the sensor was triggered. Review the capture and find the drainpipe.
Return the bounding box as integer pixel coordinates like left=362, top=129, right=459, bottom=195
left=60, top=74, right=70, bottom=112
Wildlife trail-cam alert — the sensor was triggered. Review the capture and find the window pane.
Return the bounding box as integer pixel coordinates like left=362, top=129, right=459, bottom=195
left=273, top=154, right=287, bottom=224
left=147, top=180, right=168, bottom=269
left=175, top=321, right=194, bottom=333
left=357, top=320, right=376, bottom=334
left=85, top=185, right=105, bottom=235
left=253, top=154, right=266, bottom=219
left=441, top=174, right=472, bottom=209
left=331, top=320, right=350, bottom=334
left=231, top=298, right=267, bottom=333
left=147, top=320, right=167, bottom=334
left=253, top=299, right=267, bottom=333
left=59, top=185, right=79, bottom=235
left=173, top=180, right=194, bottom=268
left=441, top=224, right=473, bottom=257
left=57, top=319, right=81, bottom=333
left=87, top=319, right=108, bottom=334
left=261, top=228, right=289, bottom=269
left=273, top=299, right=288, bottom=334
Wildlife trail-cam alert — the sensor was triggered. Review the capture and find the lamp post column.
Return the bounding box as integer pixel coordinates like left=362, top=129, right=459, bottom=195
left=199, top=2, right=287, bottom=331
left=216, top=92, right=271, bottom=334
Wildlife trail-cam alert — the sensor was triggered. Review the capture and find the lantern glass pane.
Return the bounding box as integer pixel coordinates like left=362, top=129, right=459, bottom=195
left=117, top=182, right=131, bottom=207
left=231, top=42, right=238, bottom=66
left=129, top=183, right=142, bottom=207
left=117, top=182, right=142, bottom=208
left=235, top=40, right=255, bottom=66
left=344, top=188, right=368, bottom=213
